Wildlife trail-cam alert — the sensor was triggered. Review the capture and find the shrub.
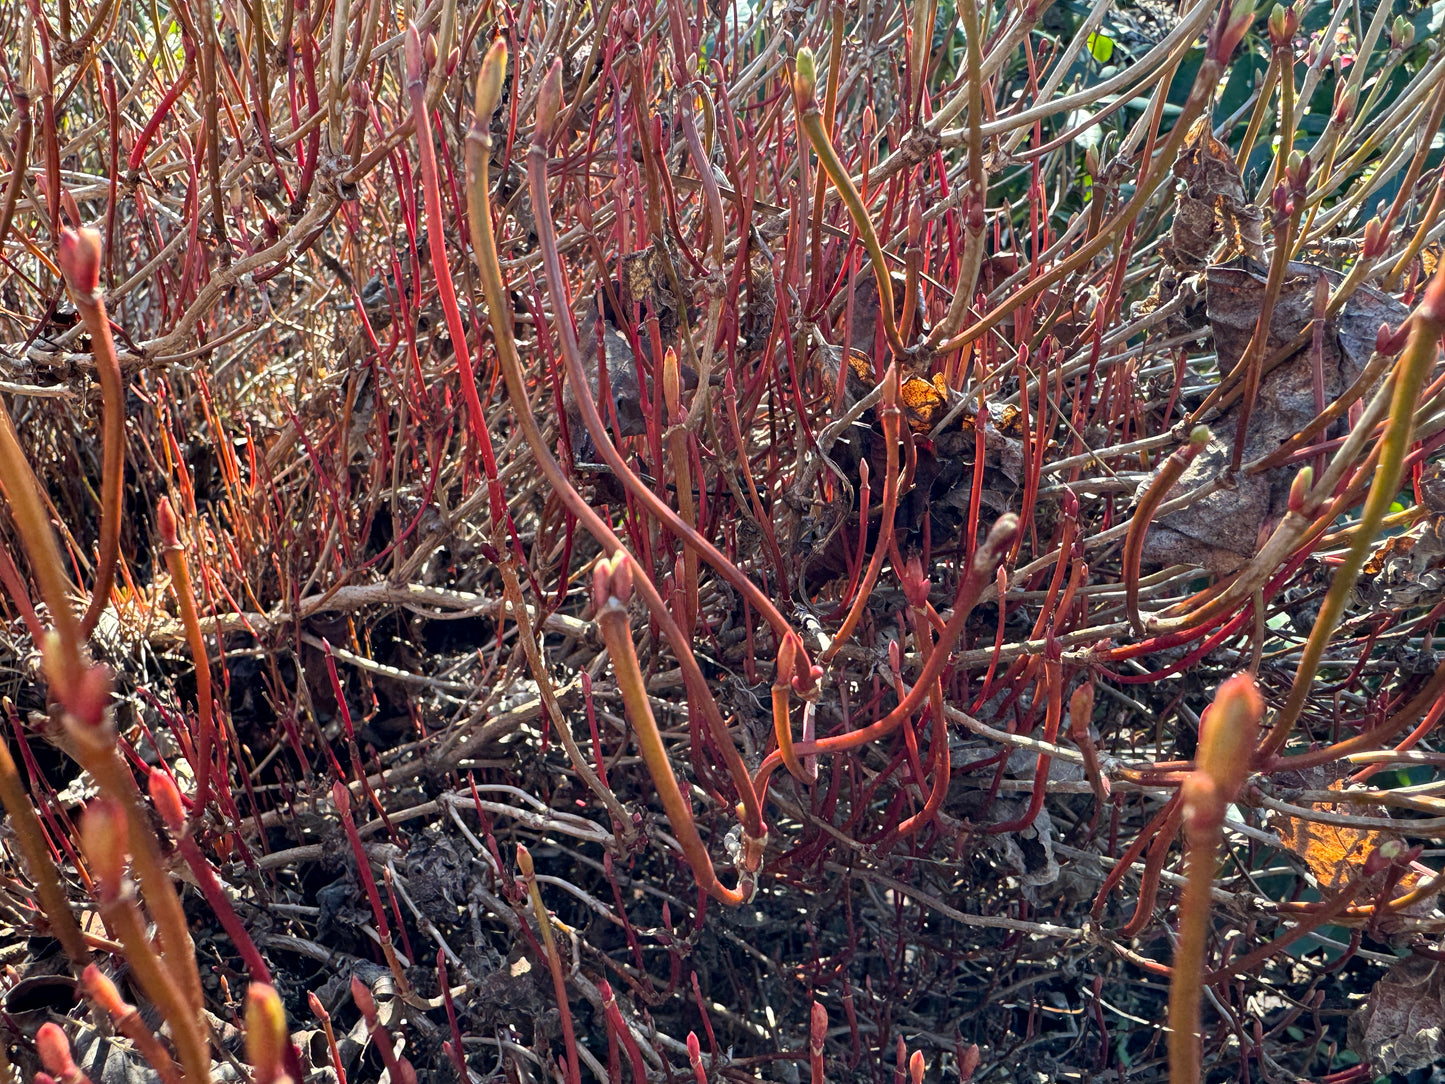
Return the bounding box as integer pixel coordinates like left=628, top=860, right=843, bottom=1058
left=0, top=0, right=1442, bottom=1080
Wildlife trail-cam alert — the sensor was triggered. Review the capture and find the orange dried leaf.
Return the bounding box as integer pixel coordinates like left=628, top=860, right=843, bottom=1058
left=1273, top=781, right=1406, bottom=891
left=898, top=374, right=948, bottom=433
left=847, top=348, right=874, bottom=384
left=993, top=403, right=1023, bottom=436
left=1421, top=240, right=1443, bottom=279
left=1363, top=533, right=1415, bottom=576
left=846, top=351, right=953, bottom=433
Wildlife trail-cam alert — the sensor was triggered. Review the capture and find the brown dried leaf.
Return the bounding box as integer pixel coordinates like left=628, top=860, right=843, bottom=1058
left=1140, top=262, right=1408, bottom=573
left=1350, top=954, right=1445, bottom=1074
left=1354, top=512, right=1445, bottom=613
left=617, top=242, right=691, bottom=337
left=1166, top=117, right=1264, bottom=269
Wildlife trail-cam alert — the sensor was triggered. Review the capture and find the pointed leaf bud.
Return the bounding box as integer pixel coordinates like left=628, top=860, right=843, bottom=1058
left=1271, top=182, right=1291, bottom=218
left=901, top=553, right=930, bottom=609
left=58, top=227, right=102, bottom=300
left=1362, top=216, right=1387, bottom=260
left=80, top=797, right=128, bottom=898
left=1333, top=82, right=1357, bottom=125
left=959, top=1044, right=980, bottom=1082
left=1194, top=673, right=1264, bottom=805
left=1068, top=682, right=1095, bottom=740
left=475, top=38, right=508, bottom=122
left=1212, top=0, right=1257, bottom=62
left=147, top=768, right=186, bottom=834
left=1421, top=257, right=1445, bottom=324
left=1286, top=151, right=1309, bottom=191
left=246, top=983, right=290, bottom=1084
left=534, top=59, right=564, bottom=142
left=36, top=1024, right=82, bottom=1084
left=1391, top=14, right=1414, bottom=51
left=1053, top=484, right=1075, bottom=522
left=516, top=842, right=534, bottom=878
left=910, top=1050, right=925, bottom=1084
left=1377, top=320, right=1410, bottom=355
left=82, top=965, right=133, bottom=1018
left=46, top=643, right=115, bottom=733
left=403, top=24, right=425, bottom=91
left=592, top=551, right=633, bottom=609
left=156, top=496, right=180, bottom=549
left=1287, top=466, right=1314, bottom=513
left=794, top=46, right=818, bottom=108
left=810, top=1001, right=827, bottom=1054
left=662, top=346, right=682, bottom=423
left=1267, top=4, right=1288, bottom=45
left=1364, top=839, right=1407, bottom=875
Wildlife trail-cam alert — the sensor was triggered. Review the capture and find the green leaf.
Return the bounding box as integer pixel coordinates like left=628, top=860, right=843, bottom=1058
left=1087, top=31, right=1114, bottom=64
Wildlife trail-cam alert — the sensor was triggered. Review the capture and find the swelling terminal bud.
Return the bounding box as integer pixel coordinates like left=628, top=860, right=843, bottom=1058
left=793, top=46, right=818, bottom=109
left=475, top=38, right=508, bottom=121
left=80, top=797, right=128, bottom=898
left=148, top=768, right=187, bottom=833
left=534, top=59, right=564, bottom=141
left=516, top=842, right=535, bottom=878
left=36, top=1023, right=85, bottom=1084
left=157, top=496, right=180, bottom=549
left=592, top=551, right=634, bottom=609
left=810, top=1002, right=827, bottom=1055
left=1194, top=673, right=1264, bottom=805
left=1286, top=151, right=1310, bottom=191
left=900, top=554, right=930, bottom=609
left=1211, top=0, right=1257, bottom=63
left=1332, top=82, right=1357, bottom=125
left=246, top=983, right=290, bottom=1084
left=1287, top=466, right=1315, bottom=513
left=403, top=24, right=425, bottom=87
left=82, top=965, right=132, bottom=1017
left=58, top=227, right=102, bottom=299
left=1391, top=14, right=1414, bottom=51
left=1362, top=216, right=1387, bottom=260
left=1272, top=2, right=1299, bottom=45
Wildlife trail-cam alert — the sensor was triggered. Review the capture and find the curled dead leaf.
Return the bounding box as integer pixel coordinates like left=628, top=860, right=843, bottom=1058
left=1350, top=954, right=1445, bottom=1074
